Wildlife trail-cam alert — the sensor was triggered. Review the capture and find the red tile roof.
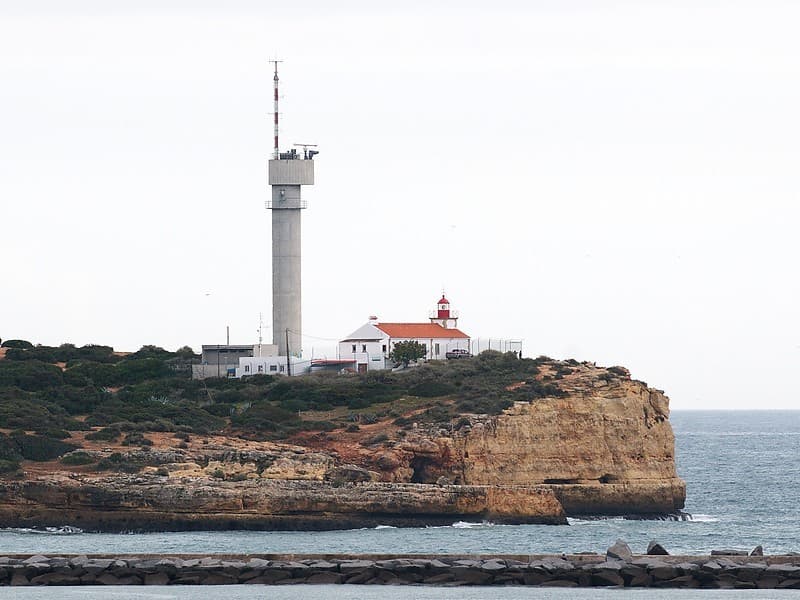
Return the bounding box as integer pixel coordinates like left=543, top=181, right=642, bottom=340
left=376, top=323, right=469, bottom=339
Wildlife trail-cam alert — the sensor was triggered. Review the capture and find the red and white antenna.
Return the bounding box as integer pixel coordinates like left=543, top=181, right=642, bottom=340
left=270, top=59, right=282, bottom=159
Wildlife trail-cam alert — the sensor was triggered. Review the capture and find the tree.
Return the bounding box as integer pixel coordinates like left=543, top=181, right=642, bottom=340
left=389, top=341, right=427, bottom=367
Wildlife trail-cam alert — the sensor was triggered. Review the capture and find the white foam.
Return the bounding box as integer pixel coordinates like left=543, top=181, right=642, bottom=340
left=451, top=520, right=494, bottom=529
left=688, top=514, right=719, bottom=522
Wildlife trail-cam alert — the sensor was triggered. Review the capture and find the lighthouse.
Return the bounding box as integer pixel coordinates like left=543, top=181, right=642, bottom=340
left=429, top=293, right=459, bottom=329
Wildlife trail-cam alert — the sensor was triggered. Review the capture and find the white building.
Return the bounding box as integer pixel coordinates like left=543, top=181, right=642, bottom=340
left=338, top=294, right=471, bottom=373
left=235, top=355, right=311, bottom=377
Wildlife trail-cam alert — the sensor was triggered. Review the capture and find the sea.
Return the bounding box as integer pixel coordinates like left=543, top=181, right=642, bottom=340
left=2, top=410, right=800, bottom=599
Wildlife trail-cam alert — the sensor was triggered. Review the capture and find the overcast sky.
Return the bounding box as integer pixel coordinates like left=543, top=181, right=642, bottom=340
left=1, top=1, right=798, bottom=409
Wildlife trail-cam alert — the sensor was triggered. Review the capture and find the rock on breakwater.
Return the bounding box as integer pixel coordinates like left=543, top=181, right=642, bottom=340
left=2, top=553, right=800, bottom=588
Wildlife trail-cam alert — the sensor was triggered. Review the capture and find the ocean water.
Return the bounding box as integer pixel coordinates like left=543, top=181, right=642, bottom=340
left=2, top=410, right=798, bottom=556
left=3, top=411, right=800, bottom=598
left=3, top=587, right=800, bottom=600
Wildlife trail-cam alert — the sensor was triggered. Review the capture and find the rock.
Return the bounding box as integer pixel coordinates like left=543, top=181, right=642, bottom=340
left=591, top=570, right=624, bottom=587
left=750, top=545, right=764, bottom=556
left=647, top=540, right=669, bottom=555
left=305, top=571, right=344, bottom=584
left=607, top=539, right=633, bottom=562
left=144, top=572, right=171, bottom=585
left=711, top=549, right=748, bottom=556
left=325, top=464, right=373, bottom=484
left=339, top=560, right=376, bottom=572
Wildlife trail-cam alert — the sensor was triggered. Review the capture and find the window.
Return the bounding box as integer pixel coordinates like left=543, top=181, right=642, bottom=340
left=422, top=344, right=427, bottom=354
left=269, top=365, right=278, bottom=372
left=257, top=365, right=263, bottom=373
left=279, top=365, right=285, bottom=372
left=435, top=343, right=440, bottom=356
left=351, top=344, right=356, bottom=353
left=245, top=365, right=250, bottom=373
left=382, top=344, right=387, bottom=353
left=361, top=344, right=367, bottom=353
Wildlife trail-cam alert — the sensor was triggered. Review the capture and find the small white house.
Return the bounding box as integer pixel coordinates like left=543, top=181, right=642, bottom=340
left=338, top=294, right=471, bottom=372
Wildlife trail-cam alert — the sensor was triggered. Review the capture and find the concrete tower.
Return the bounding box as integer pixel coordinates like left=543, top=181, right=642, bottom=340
left=266, top=63, right=316, bottom=357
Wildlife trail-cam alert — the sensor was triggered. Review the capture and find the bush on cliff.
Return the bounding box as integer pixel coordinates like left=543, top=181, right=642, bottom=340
left=61, top=451, right=96, bottom=466
left=0, top=459, right=21, bottom=473
left=0, top=394, right=88, bottom=431
left=1, top=432, right=78, bottom=461
left=1, top=339, right=34, bottom=349
left=0, top=360, right=64, bottom=392
left=230, top=401, right=301, bottom=436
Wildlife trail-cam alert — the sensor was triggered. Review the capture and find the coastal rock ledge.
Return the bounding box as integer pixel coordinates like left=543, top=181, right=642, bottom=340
left=0, top=360, right=685, bottom=530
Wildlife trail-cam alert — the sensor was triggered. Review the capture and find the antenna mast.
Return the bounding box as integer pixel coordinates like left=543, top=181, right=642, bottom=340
left=270, top=59, right=282, bottom=160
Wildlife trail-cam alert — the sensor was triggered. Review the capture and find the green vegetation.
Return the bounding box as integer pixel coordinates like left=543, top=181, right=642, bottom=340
left=0, top=339, right=584, bottom=454
left=0, top=431, right=77, bottom=462
left=61, top=451, right=96, bottom=466
left=389, top=340, right=427, bottom=366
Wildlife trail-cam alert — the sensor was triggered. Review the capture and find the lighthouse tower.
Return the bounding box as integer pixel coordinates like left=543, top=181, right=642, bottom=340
left=267, top=62, right=316, bottom=357
left=429, top=293, right=459, bottom=329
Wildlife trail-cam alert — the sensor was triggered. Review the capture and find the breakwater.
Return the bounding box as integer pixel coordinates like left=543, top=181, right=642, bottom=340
left=3, top=553, right=800, bottom=588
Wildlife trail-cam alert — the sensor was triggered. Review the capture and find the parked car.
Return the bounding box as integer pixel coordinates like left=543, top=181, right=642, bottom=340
left=445, top=348, right=472, bottom=359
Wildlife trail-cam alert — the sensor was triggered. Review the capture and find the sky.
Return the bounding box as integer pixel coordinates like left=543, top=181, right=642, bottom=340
left=1, top=1, right=798, bottom=409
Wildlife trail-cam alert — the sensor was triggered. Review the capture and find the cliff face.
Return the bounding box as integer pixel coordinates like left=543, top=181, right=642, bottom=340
left=454, top=367, right=685, bottom=515
left=0, top=477, right=566, bottom=531
left=0, top=360, right=685, bottom=530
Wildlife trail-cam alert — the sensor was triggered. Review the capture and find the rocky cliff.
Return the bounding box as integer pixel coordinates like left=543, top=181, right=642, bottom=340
left=0, top=359, right=685, bottom=530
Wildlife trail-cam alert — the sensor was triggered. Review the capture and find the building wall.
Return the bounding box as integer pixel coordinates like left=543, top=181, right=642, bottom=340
left=236, top=356, right=311, bottom=377
left=192, top=363, right=239, bottom=379
left=387, top=337, right=471, bottom=360
left=338, top=339, right=389, bottom=372
left=337, top=335, right=471, bottom=369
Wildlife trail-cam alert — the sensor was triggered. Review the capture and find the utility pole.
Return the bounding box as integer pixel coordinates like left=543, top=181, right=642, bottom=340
left=285, top=328, right=291, bottom=376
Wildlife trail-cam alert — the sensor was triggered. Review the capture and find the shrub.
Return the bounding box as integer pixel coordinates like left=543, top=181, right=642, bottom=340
left=61, top=451, right=95, bottom=466
left=33, top=427, right=71, bottom=440
left=1, top=339, right=34, bottom=349
left=231, top=402, right=301, bottom=432
left=9, top=433, right=78, bottom=461
left=0, top=459, right=21, bottom=473
left=408, top=380, right=456, bottom=398
left=0, top=360, right=63, bottom=391
left=366, top=432, right=389, bottom=445
left=63, top=362, right=118, bottom=387
left=86, top=426, right=121, bottom=441
left=122, top=432, right=152, bottom=447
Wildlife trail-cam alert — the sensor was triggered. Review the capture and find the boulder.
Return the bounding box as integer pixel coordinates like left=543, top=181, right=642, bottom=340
left=647, top=540, right=669, bottom=555
left=750, top=545, right=764, bottom=556
left=607, top=539, right=633, bottom=562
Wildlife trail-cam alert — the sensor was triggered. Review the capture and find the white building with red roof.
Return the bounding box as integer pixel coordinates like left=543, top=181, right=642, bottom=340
left=338, top=294, right=471, bottom=372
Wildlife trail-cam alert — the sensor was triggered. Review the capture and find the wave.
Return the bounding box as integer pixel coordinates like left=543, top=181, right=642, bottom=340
left=688, top=514, right=719, bottom=523
left=450, top=520, right=495, bottom=529
left=374, top=525, right=397, bottom=530
left=2, top=526, right=83, bottom=535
